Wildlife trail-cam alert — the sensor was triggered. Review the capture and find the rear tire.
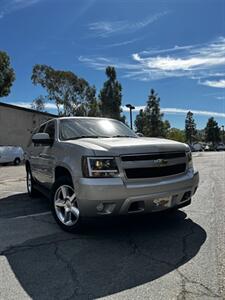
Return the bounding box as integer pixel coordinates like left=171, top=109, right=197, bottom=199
left=26, top=167, right=39, bottom=197
left=51, top=176, right=82, bottom=233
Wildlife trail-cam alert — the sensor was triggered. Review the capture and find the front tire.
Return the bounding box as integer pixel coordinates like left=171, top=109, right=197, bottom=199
left=51, top=176, right=82, bottom=233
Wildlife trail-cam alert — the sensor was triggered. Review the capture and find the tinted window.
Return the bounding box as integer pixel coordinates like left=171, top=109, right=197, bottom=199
left=45, top=121, right=55, bottom=139
left=38, top=124, right=46, bottom=133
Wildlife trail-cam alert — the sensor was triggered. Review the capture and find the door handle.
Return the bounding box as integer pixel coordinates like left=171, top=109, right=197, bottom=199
left=39, top=153, right=54, bottom=159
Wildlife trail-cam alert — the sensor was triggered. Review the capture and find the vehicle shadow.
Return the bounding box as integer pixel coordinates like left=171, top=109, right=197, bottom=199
left=0, top=193, right=50, bottom=218
left=3, top=210, right=206, bottom=299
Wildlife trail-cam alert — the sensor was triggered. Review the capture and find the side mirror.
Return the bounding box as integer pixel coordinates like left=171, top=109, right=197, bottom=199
left=32, top=133, right=53, bottom=146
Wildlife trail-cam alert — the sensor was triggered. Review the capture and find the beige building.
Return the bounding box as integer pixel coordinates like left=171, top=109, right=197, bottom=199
left=0, top=102, right=57, bottom=149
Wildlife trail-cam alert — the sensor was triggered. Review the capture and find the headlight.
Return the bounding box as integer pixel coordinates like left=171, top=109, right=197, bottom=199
left=186, top=150, right=193, bottom=169
left=82, top=157, right=119, bottom=178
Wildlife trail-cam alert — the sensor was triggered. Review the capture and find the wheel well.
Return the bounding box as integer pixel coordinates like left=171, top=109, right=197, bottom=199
left=55, top=166, right=72, bottom=181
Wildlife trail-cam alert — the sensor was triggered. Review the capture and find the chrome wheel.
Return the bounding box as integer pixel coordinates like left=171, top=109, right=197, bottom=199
left=54, top=185, right=79, bottom=226
left=27, top=171, right=32, bottom=194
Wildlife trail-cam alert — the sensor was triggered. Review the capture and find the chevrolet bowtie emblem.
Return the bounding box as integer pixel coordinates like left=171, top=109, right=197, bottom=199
left=153, top=159, right=168, bottom=166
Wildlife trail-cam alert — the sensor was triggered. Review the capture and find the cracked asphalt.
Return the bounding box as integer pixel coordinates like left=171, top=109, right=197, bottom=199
left=0, top=152, right=224, bottom=300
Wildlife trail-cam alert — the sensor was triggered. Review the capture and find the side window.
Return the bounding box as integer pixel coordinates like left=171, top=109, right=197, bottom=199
left=38, top=124, right=46, bottom=133
left=45, top=121, right=55, bottom=140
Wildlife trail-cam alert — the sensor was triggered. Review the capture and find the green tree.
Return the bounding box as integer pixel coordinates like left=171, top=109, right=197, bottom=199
left=205, top=117, right=221, bottom=146
left=143, top=89, right=164, bottom=137
left=166, top=128, right=186, bottom=142
left=71, top=85, right=100, bottom=117
left=0, top=51, right=15, bottom=97
left=99, top=66, right=124, bottom=121
left=31, top=95, right=45, bottom=112
left=134, top=109, right=146, bottom=133
left=161, top=120, right=171, bottom=138
left=185, top=111, right=197, bottom=144
left=31, top=64, right=99, bottom=116
left=135, top=89, right=166, bottom=137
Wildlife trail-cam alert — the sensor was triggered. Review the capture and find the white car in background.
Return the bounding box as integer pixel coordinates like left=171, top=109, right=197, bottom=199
left=191, top=142, right=204, bottom=152
left=0, top=146, right=24, bottom=165
left=216, top=143, right=225, bottom=151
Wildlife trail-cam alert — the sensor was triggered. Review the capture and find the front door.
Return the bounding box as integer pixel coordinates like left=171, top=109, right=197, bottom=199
left=36, top=120, right=56, bottom=189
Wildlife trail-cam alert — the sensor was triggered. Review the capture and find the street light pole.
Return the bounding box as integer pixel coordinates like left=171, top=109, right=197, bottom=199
left=126, top=104, right=135, bottom=130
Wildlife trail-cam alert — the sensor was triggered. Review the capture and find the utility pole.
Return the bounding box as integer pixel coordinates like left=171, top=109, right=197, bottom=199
left=126, top=104, right=135, bottom=130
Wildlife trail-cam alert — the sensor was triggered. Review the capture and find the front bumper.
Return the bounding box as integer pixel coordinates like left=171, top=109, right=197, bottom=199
left=76, top=170, right=199, bottom=217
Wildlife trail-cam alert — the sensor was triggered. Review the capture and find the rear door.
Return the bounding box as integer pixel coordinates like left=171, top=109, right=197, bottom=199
left=0, top=146, right=13, bottom=163
left=0, top=147, right=7, bottom=163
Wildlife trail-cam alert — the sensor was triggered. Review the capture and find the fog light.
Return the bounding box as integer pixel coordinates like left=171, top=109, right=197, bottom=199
left=96, top=203, right=116, bottom=214
left=181, top=191, right=191, bottom=202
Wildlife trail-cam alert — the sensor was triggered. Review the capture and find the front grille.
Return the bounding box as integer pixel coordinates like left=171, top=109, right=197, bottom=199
left=125, top=163, right=186, bottom=179
left=121, top=152, right=186, bottom=161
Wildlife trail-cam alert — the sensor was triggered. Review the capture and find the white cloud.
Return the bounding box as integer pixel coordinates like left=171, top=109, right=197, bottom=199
left=9, top=102, right=225, bottom=119
left=161, top=108, right=225, bottom=118
left=101, top=38, right=140, bottom=48
left=79, top=56, right=139, bottom=71
left=122, top=106, right=225, bottom=118
left=80, top=37, right=225, bottom=85
left=88, top=11, right=169, bottom=37
left=200, top=79, right=225, bottom=88
left=88, top=21, right=126, bottom=38
left=132, top=53, right=225, bottom=71
left=0, top=0, right=42, bottom=19
left=216, top=96, right=225, bottom=100
left=139, top=45, right=194, bottom=56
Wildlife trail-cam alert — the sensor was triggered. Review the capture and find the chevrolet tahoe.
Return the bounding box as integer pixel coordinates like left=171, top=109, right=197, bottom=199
left=25, top=117, right=199, bottom=232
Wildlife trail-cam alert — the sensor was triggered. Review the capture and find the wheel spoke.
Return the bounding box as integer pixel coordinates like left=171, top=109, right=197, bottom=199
left=71, top=206, right=79, bottom=219
left=61, top=186, right=68, bottom=199
left=64, top=209, right=72, bottom=224
left=69, top=193, right=76, bottom=203
left=55, top=199, right=65, bottom=208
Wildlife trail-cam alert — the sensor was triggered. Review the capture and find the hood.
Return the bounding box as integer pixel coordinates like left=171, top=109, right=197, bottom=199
left=66, top=137, right=189, bottom=156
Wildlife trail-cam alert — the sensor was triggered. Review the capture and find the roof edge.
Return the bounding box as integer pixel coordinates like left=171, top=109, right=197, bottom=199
left=0, top=101, right=58, bottom=117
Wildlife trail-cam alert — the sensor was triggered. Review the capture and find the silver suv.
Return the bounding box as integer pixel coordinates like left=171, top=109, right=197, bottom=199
left=25, top=117, right=199, bottom=232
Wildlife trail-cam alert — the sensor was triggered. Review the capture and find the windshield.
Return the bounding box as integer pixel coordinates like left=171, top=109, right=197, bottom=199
left=59, top=118, right=137, bottom=140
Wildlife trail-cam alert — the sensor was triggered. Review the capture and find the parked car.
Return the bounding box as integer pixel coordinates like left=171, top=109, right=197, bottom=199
left=191, top=143, right=204, bottom=152
left=0, top=146, right=24, bottom=165
left=25, top=117, right=199, bottom=232
left=216, top=143, right=225, bottom=151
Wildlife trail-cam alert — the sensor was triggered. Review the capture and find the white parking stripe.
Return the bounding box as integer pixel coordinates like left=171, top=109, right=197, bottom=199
left=0, top=178, right=26, bottom=183
left=13, top=211, right=51, bottom=219
left=0, top=191, right=25, bottom=194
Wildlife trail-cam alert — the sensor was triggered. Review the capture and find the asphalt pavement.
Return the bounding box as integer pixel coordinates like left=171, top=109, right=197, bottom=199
left=0, top=152, right=224, bottom=300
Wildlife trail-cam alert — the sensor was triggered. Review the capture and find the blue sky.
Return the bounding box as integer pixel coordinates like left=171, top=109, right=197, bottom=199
left=0, top=0, right=225, bottom=129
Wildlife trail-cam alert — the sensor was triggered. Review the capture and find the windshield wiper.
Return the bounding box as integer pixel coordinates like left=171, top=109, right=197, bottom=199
left=65, top=135, right=109, bottom=140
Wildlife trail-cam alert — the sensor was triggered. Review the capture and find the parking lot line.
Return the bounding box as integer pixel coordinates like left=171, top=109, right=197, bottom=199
left=0, top=178, right=26, bottom=183
left=0, top=191, right=25, bottom=194
left=13, top=211, right=51, bottom=219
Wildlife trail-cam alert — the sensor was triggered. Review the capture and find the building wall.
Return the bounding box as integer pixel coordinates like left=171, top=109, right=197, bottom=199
left=0, top=104, right=55, bottom=150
